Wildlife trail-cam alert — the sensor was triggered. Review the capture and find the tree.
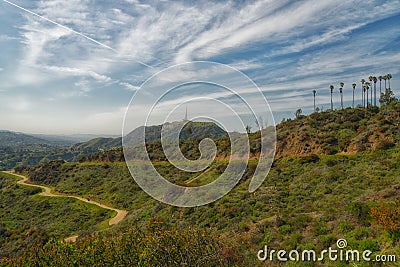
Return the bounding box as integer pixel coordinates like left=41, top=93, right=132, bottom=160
left=378, top=75, right=383, bottom=95
left=373, top=76, right=377, bottom=107
left=313, top=90, right=316, bottom=112
left=339, top=82, right=344, bottom=109
left=330, top=85, right=334, bottom=110
left=361, top=79, right=365, bottom=108
left=383, top=75, right=387, bottom=90
left=387, top=73, right=392, bottom=88
left=362, top=84, right=367, bottom=108
left=369, top=76, right=373, bottom=107
left=295, top=108, right=302, bottom=119
left=245, top=125, right=252, bottom=134
left=380, top=88, right=397, bottom=106
left=365, top=82, right=370, bottom=108
left=352, top=83, right=357, bottom=108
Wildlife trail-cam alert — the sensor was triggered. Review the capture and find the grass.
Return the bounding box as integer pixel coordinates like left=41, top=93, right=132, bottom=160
left=0, top=172, right=115, bottom=258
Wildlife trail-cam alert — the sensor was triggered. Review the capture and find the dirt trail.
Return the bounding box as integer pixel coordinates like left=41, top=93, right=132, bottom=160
left=3, top=171, right=128, bottom=241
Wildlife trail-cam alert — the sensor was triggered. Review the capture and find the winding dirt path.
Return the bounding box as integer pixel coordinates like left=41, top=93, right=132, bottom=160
left=2, top=171, right=128, bottom=241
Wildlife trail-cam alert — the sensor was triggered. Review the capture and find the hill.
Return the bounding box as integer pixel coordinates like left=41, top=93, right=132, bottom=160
left=3, top=102, right=400, bottom=266
left=73, top=105, right=400, bottom=164
left=31, top=133, right=119, bottom=144
left=6, top=147, right=400, bottom=266
left=0, top=131, right=51, bottom=147
left=71, top=121, right=228, bottom=159
left=71, top=137, right=122, bottom=155
left=0, top=172, right=114, bottom=259
left=276, top=105, right=400, bottom=157
left=0, top=121, right=229, bottom=170
left=0, top=131, right=77, bottom=171
left=5, top=103, right=400, bottom=265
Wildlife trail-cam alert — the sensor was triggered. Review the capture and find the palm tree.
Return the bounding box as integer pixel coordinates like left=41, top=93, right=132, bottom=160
left=361, top=79, right=365, bottom=107
left=365, top=82, right=370, bottom=108
left=373, top=76, right=377, bottom=107
left=378, top=75, right=383, bottom=95
left=369, top=76, right=373, bottom=107
left=363, top=86, right=366, bottom=107
left=339, top=82, right=344, bottom=109
left=330, top=85, right=334, bottom=110
left=387, top=73, right=392, bottom=88
left=383, top=75, right=387, bottom=90
left=352, top=83, right=356, bottom=108
left=313, top=90, right=316, bottom=112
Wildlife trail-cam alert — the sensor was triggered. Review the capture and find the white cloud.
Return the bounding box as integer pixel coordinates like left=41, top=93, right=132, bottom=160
left=119, top=82, right=139, bottom=91
left=1, top=0, right=399, bottom=133
left=0, top=34, right=19, bottom=41
left=41, top=65, right=112, bottom=82
left=174, top=0, right=338, bottom=62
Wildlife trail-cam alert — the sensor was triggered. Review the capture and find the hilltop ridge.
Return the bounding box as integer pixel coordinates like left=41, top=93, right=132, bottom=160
left=74, top=103, right=400, bottom=163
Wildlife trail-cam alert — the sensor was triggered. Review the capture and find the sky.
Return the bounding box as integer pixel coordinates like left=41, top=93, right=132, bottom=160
left=0, top=0, right=399, bottom=135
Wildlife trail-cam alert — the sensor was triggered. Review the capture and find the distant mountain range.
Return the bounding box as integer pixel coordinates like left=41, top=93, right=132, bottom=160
left=0, top=121, right=228, bottom=169
left=0, top=130, right=55, bottom=146
left=31, top=133, right=120, bottom=145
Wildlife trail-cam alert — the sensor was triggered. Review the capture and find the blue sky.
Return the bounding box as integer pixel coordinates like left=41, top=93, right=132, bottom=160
left=0, top=0, right=399, bottom=134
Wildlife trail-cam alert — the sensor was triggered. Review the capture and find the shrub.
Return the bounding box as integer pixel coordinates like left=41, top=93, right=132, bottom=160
left=370, top=203, right=400, bottom=233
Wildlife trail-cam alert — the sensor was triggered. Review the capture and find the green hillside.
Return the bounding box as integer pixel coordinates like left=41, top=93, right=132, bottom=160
left=0, top=121, right=228, bottom=170
left=0, top=131, right=76, bottom=171
left=0, top=172, right=114, bottom=259
left=2, top=100, right=400, bottom=266
left=3, top=148, right=399, bottom=266
left=0, top=131, right=57, bottom=146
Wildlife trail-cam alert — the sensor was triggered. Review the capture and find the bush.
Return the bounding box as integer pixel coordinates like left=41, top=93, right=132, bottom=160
left=0, top=227, right=244, bottom=267
left=370, top=203, right=400, bottom=232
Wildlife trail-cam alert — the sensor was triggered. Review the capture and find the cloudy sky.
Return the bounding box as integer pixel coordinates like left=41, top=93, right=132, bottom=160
left=0, top=0, right=399, bottom=135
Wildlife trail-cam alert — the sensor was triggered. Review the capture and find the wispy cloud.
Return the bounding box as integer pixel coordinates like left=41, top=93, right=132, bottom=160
left=41, top=65, right=112, bottom=82
left=0, top=34, right=19, bottom=41
left=0, top=0, right=399, bottom=133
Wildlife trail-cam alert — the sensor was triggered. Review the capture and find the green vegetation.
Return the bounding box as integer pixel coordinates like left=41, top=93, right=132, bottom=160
left=0, top=131, right=75, bottom=170
left=0, top=172, right=114, bottom=259
left=0, top=121, right=228, bottom=170
left=1, top=96, right=400, bottom=266
left=0, top=225, right=244, bottom=267
left=6, top=148, right=399, bottom=266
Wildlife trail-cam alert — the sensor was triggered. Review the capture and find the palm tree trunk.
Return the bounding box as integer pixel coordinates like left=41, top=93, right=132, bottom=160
left=366, top=89, right=369, bottom=108
left=331, top=93, right=333, bottom=110
left=361, top=82, right=364, bottom=108
left=388, top=79, right=391, bottom=89
left=370, top=86, right=373, bottom=107
left=314, top=96, right=316, bottom=112
left=341, top=93, right=343, bottom=109
left=352, top=89, right=355, bottom=108
left=363, top=89, right=365, bottom=107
